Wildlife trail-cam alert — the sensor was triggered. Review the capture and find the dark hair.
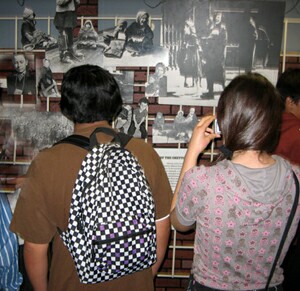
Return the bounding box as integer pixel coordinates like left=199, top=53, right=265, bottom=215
left=276, top=68, right=300, bottom=106
left=60, top=65, right=122, bottom=124
left=155, top=62, right=166, bottom=73
left=12, top=53, right=27, bottom=62
left=138, top=97, right=149, bottom=105
left=217, top=73, right=283, bottom=154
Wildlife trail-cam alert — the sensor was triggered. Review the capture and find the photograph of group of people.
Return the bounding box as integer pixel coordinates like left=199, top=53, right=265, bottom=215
left=159, top=0, right=285, bottom=106
left=0, top=108, right=73, bottom=162
left=27, top=3, right=169, bottom=72
left=152, top=107, right=198, bottom=144
left=114, top=97, right=149, bottom=139
left=0, top=0, right=286, bottom=146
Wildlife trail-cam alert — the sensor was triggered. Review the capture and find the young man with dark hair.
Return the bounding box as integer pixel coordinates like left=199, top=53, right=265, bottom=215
left=10, top=65, right=172, bottom=291
left=274, top=68, right=300, bottom=165
left=275, top=68, right=300, bottom=291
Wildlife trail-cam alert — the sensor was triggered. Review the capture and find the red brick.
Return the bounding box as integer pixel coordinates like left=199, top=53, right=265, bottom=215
left=171, top=249, right=194, bottom=260
left=0, top=165, right=23, bottom=175
left=149, top=104, right=172, bottom=115
left=161, top=258, right=181, bottom=269
left=132, top=94, right=145, bottom=103
left=181, top=259, right=193, bottom=269
left=77, top=5, right=98, bottom=17
left=155, top=277, right=181, bottom=287
left=285, top=63, right=300, bottom=69
left=285, top=56, right=299, bottom=63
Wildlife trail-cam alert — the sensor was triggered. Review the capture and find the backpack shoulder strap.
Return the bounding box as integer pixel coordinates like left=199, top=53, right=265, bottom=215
left=54, top=128, right=132, bottom=150
left=115, top=132, right=132, bottom=148
left=90, top=127, right=132, bottom=148
left=54, top=135, right=90, bottom=151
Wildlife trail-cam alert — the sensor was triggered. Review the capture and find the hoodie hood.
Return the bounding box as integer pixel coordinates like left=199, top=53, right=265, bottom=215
left=233, top=155, right=292, bottom=203
left=219, top=156, right=294, bottom=225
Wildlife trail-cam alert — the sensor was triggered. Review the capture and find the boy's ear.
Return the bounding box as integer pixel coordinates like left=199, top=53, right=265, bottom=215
left=286, top=96, right=293, bottom=106
left=285, top=96, right=296, bottom=111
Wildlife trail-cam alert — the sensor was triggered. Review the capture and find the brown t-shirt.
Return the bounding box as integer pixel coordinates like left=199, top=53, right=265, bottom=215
left=10, top=124, right=172, bottom=291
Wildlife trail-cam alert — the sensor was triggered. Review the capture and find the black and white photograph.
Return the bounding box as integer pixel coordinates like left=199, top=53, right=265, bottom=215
left=21, top=7, right=57, bottom=51
left=102, top=10, right=169, bottom=67
left=145, top=62, right=167, bottom=97
left=126, top=97, right=149, bottom=139
left=107, top=68, right=135, bottom=104
left=46, top=0, right=84, bottom=72
left=115, top=97, right=149, bottom=139
left=159, top=0, right=286, bottom=106
left=44, top=0, right=105, bottom=73
left=18, top=3, right=101, bottom=74
left=46, top=7, right=169, bottom=72
left=114, top=104, right=133, bottom=135
left=152, top=107, right=198, bottom=144
left=4, top=52, right=36, bottom=96
left=0, top=108, right=73, bottom=161
left=37, top=58, right=61, bottom=98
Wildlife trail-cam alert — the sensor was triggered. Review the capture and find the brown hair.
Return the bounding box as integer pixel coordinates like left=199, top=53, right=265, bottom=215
left=216, top=73, right=283, bottom=154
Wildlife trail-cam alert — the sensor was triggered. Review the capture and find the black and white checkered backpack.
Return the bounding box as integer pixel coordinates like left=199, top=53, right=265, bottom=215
left=56, top=127, right=156, bottom=284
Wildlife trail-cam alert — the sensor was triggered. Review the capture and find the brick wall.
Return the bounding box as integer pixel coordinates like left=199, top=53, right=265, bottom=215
left=1, top=55, right=300, bottom=290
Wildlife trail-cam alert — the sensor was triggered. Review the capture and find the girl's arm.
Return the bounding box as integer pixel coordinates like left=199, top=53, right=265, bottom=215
left=170, top=115, right=220, bottom=231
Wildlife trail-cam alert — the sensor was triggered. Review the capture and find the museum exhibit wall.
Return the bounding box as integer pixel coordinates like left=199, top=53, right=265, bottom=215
left=1, top=1, right=300, bottom=290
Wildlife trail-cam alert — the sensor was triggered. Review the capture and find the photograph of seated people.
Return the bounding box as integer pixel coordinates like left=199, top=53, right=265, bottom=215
left=21, top=7, right=57, bottom=51
left=153, top=111, right=165, bottom=131
left=170, top=72, right=300, bottom=291
left=125, top=11, right=154, bottom=56
left=10, top=64, right=172, bottom=291
left=77, top=19, right=99, bottom=50
left=128, top=97, right=149, bottom=139
left=152, top=108, right=199, bottom=144
left=6, top=53, right=36, bottom=96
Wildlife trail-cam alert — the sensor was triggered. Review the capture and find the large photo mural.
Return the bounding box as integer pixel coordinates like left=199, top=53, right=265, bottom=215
left=0, top=0, right=286, bottom=147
